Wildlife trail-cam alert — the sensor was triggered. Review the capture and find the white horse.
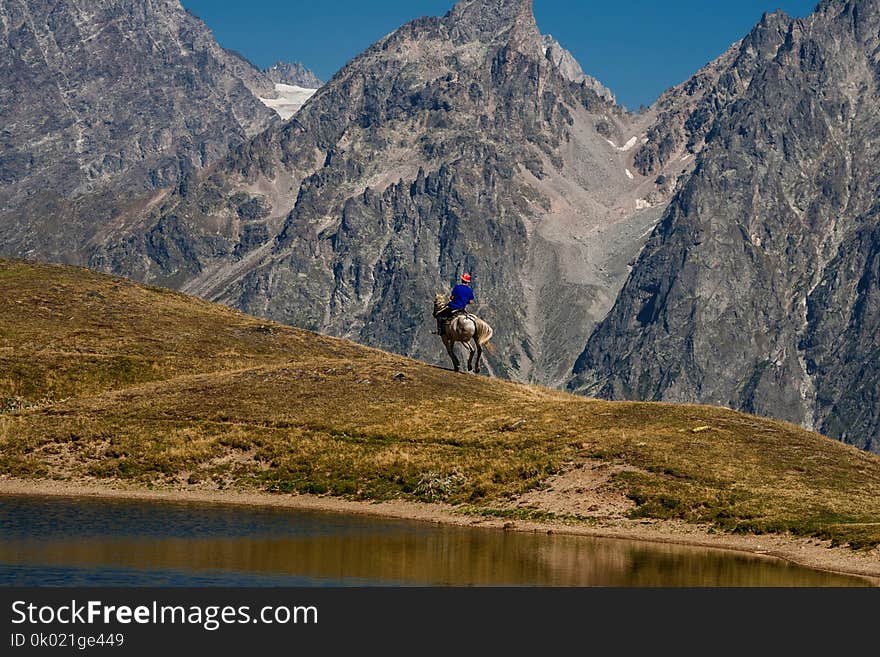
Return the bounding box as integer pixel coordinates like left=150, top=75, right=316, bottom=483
left=433, top=293, right=494, bottom=374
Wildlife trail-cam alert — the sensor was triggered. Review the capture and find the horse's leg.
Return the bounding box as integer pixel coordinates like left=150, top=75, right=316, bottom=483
left=474, top=342, right=483, bottom=373
left=456, top=339, right=474, bottom=373
left=444, top=336, right=460, bottom=372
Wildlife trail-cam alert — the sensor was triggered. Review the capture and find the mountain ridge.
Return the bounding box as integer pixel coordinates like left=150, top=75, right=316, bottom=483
left=87, top=0, right=702, bottom=386
left=570, top=0, right=880, bottom=453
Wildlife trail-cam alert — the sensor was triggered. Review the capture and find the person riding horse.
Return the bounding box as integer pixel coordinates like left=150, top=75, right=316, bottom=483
left=434, top=273, right=474, bottom=336
left=432, top=276, right=494, bottom=374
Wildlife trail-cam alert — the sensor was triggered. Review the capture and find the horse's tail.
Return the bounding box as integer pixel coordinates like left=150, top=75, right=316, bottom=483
left=473, top=317, right=494, bottom=351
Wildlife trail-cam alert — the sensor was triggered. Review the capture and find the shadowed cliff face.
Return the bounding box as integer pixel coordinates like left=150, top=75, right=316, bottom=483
left=571, top=0, right=880, bottom=452
left=89, top=0, right=729, bottom=385
left=0, top=0, right=278, bottom=264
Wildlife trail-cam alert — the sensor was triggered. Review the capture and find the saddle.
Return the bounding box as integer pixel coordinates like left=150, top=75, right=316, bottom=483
left=435, top=307, right=474, bottom=336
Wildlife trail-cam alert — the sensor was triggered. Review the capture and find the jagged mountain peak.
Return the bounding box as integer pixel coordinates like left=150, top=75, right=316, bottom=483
left=444, top=0, right=541, bottom=52
left=265, top=61, right=323, bottom=89
left=541, top=34, right=616, bottom=104
left=749, top=8, right=793, bottom=38
left=320, top=0, right=544, bottom=90
left=446, top=0, right=535, bottom=29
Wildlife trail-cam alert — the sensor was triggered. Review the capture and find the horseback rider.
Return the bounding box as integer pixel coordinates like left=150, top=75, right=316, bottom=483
left=435, top=273, right=475, bottom=336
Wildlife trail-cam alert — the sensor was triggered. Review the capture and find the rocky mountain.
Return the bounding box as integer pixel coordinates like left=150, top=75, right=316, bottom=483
left=541, top=35, right=614, bottom=104
left=0, top=0, right=280, bottom=265
left=89, top=0, right=717, bottom=386
left=264, top=61, right=323, bottom=88
left=570, top=0, right=880, bottom=453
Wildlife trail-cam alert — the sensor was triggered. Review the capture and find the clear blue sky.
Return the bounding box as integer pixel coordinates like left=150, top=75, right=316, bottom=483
left=181, top=0, right=818, bottom=110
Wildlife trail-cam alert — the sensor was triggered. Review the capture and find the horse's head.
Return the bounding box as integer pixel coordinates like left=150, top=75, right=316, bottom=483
left=433, top=292, right=448, bottom=316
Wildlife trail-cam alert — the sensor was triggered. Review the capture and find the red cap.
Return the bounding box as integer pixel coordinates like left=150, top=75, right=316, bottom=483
left=460, top=273, right=471, bottom=283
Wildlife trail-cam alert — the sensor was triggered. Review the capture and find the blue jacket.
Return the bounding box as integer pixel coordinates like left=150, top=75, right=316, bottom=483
left=448, top=284, right=474, bottom=311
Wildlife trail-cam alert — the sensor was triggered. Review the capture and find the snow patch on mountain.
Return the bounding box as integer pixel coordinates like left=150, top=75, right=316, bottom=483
left=605, top=136, right=638, bottom=151
left=259, top=84, right=318, bottom=120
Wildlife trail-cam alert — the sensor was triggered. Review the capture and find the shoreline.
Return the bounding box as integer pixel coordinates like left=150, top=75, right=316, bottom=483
left=1, top=477, right=878, bottom=586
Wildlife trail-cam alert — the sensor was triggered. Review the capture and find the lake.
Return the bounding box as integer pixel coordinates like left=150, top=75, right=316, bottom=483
left=0, top=494, right=869, bottom=586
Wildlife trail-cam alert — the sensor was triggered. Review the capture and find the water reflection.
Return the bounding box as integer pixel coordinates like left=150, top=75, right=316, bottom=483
left=0, top=495, right=869, bottom=586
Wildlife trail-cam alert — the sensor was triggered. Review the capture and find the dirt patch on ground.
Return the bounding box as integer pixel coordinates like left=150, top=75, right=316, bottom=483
left=1, top=476, right=878, bottom=585
left=504, top=459, right=638, bottom=519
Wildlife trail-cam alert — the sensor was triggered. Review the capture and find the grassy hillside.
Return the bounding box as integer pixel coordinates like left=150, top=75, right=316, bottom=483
left=2, top=259, right=880, bottom=550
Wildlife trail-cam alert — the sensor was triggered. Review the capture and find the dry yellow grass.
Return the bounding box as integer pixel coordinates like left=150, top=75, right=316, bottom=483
left=3, top=258, right=880, bottom=549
